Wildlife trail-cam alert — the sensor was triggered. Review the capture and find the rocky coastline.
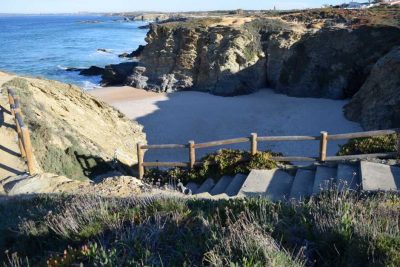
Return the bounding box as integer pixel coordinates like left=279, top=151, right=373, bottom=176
left=76, top=8, right=400, bottom=130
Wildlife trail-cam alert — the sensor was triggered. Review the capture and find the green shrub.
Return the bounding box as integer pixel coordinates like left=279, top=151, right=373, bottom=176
left=145, top=149, right=281, bottom=184
left=337, top=134, right=396, bottom=156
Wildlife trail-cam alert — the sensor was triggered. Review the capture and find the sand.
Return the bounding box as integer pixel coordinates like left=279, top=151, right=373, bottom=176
left=90, top=86, right=362, bottom=164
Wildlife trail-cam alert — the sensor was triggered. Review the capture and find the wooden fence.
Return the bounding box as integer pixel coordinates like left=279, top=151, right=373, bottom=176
left=136, top=130, right=400, bottom=179
left=7, top=88, right=35, bottom=174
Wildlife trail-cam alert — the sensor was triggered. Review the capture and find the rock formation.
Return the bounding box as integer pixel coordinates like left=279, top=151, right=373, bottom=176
left=1, top=77, right=146, bottom=180
left=103, top=12, right=400, bottom=99
left=344, top=46, right=400, bottom=130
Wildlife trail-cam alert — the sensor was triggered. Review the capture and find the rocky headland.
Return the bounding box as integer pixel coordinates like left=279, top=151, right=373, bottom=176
left=85, top=7, right=400, bottom=130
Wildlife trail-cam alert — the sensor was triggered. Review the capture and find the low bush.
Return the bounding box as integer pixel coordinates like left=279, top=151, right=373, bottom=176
left=0, top=190, right=399, bottom=266
left=337, top=134, right=396, bottom=156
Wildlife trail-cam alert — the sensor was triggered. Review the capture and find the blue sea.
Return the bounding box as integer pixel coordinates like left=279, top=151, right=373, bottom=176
left=0, top=15, right=148, bottom=89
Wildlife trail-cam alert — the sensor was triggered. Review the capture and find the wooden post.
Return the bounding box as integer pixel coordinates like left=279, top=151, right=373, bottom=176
left=189, top=140, right=195, bottom=169
left=21, top=127, right=34, bottom=174
left=7, top=90, right=14, bottom=110
left=137, top=143, right=144, bottom=179
left=250, top=133, right=258, bottom=155
left=319, top=131, right=328, bottom=162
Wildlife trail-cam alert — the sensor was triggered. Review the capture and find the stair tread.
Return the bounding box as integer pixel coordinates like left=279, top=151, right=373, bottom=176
left=360, top=161, right=400, bottom=191
left=225, top=174, right=247, bottom=197
left=186, top=182, right=199, bottom=194
left=337, top=164, right=360, bottom=191
left=290, top=169, right=315, bottom=200
left=238, top=169, right=294, bottom=201
left=313, top=166, right=337, bottom=194
left=195, top=178, right=215, bottom=194
left=210, top=176, right=233, bottom=195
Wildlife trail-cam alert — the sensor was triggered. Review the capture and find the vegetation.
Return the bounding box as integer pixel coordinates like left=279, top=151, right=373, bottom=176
left=0, top=189, right=399, bottom=266
left=337, top=134, right=396, bottom=156
left=2, top=79, right=115, bottom=181
left=145, top=149, right=281, bottom=185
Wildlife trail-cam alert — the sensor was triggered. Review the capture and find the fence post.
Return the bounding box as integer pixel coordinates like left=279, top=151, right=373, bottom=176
left=189, top=140, right=195, bottom=169
left=137, top=143, right=144, bottom=179
left=250, top=133, right=258, bottom=156
left=21, top=127, right=34, bottom=174
left=319, top=131, right=328, bottom=162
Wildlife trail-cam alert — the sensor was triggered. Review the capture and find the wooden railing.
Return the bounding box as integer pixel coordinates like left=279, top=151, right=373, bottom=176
left=7, top=88, right=35, bottom=174
left=136, top=129, right=400, bottom=179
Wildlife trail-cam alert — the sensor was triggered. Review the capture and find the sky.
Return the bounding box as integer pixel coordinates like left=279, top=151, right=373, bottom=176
left=0, top=0, right=350, bottom=14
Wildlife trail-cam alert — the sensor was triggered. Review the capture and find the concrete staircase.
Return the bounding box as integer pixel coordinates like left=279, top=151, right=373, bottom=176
left=184, top=161, right=400, bottom=200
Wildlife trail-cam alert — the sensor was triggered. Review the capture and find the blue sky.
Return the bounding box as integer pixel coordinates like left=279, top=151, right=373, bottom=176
left=0, top=0, right=351, bottom=14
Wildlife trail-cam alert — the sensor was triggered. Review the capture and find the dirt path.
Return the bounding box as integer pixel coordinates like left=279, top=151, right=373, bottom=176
left=0, top=72, right=26, bottom=180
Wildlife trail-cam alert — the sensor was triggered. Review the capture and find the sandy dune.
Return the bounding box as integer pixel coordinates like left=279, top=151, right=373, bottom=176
left=91, top=87, right=362, bottom=164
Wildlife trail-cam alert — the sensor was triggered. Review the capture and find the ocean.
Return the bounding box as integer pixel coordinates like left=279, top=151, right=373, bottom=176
left=0, top=15, right=148, bottom=89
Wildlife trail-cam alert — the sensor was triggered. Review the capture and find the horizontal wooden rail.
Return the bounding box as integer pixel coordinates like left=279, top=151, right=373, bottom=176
left=328, top=129, right=399, bottom=140
left=137, top=128, right=400, bottom=179
left=270, top=156, right=318, bottom=162
left=141, top=144, right=188, bottom=149
left=6, top=88, right=35, bottom=175
left=257, top=135, right=319, bottom=142
left=326, top=153, right=397, bottom=161
left=195, top=137, right=250, bottom=149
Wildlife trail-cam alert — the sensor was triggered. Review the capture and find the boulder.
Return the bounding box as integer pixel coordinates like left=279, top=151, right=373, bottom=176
left=344, top=46, right=400, bottom=129
left=101, top=62, right=139, bottom=85
left=126, top=66, right=149, bottom=89
left=79, top=66, right=105, bottom=76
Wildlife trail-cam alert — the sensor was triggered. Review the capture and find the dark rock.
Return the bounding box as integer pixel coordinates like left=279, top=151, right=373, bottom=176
left=101, top=62, right=139, bottom=86
left=344, top=46, right=400, bottom=130
left=138, top=24, right=150, bottom=29
left=79, top=66, right=105, bottom=76
left=65, top=67, right=83, bottom=72
left=126, top=66, right=149, bottom=89
left=119, top=45, right=146, bottom=58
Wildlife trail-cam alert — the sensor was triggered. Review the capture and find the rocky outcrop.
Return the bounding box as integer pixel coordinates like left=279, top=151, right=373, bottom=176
left=273, top=26, right=400, bottom=99
left=113, top=14, right=400, bottom=98
left=101, top=62, right=139, bottom=86
left=1, top=77, right=146, bottom=180
left=130, top=19, right=267, bottom=95
left=344, top=46, right=400, bottom=129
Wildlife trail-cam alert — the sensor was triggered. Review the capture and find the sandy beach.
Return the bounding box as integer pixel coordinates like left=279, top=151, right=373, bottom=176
left=90, top=86, right=362, bottom=163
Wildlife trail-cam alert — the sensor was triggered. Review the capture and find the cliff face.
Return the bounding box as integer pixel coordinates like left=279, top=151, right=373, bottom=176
left=136, top=20, right=267, bottom=95
left=344, top=46, right=400, bottom=130
left=126, top=14, right=400, bottom=99
left=2, top=77, right=146, bottom=180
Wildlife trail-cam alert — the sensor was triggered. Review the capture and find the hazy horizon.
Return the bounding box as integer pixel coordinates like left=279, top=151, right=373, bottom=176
left=0, top=0, right=349, bottom=14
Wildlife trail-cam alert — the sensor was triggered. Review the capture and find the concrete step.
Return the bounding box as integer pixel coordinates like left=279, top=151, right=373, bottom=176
left=238, top=169, right=294, bottom=201
left=195, top=178, right=215, bottom=194
left=225, top=174, right=247, bottom=197
left=290, top=169, right=315, bottom=200
left=336, top=164, right=360, bottom=192
left=360, top=161, right=400, bottom=191
left=186, top=182, right=200, bottom=195
left=313, top=166, right=337, bottom=194
left=210, top=176, right=233, bottom=196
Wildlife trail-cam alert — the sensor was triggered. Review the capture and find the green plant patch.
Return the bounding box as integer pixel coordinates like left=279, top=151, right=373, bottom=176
left=337, top=134, right=396, bottom=156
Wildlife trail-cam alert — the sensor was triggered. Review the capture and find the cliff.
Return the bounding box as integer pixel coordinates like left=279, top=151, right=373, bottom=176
left=1, top=77, right=146, bottom=180
left=99, top=8, right=400, bottom=129
left=115, top=9, right=400, bottom=99
left=344, top=46, right=400, bottom=130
